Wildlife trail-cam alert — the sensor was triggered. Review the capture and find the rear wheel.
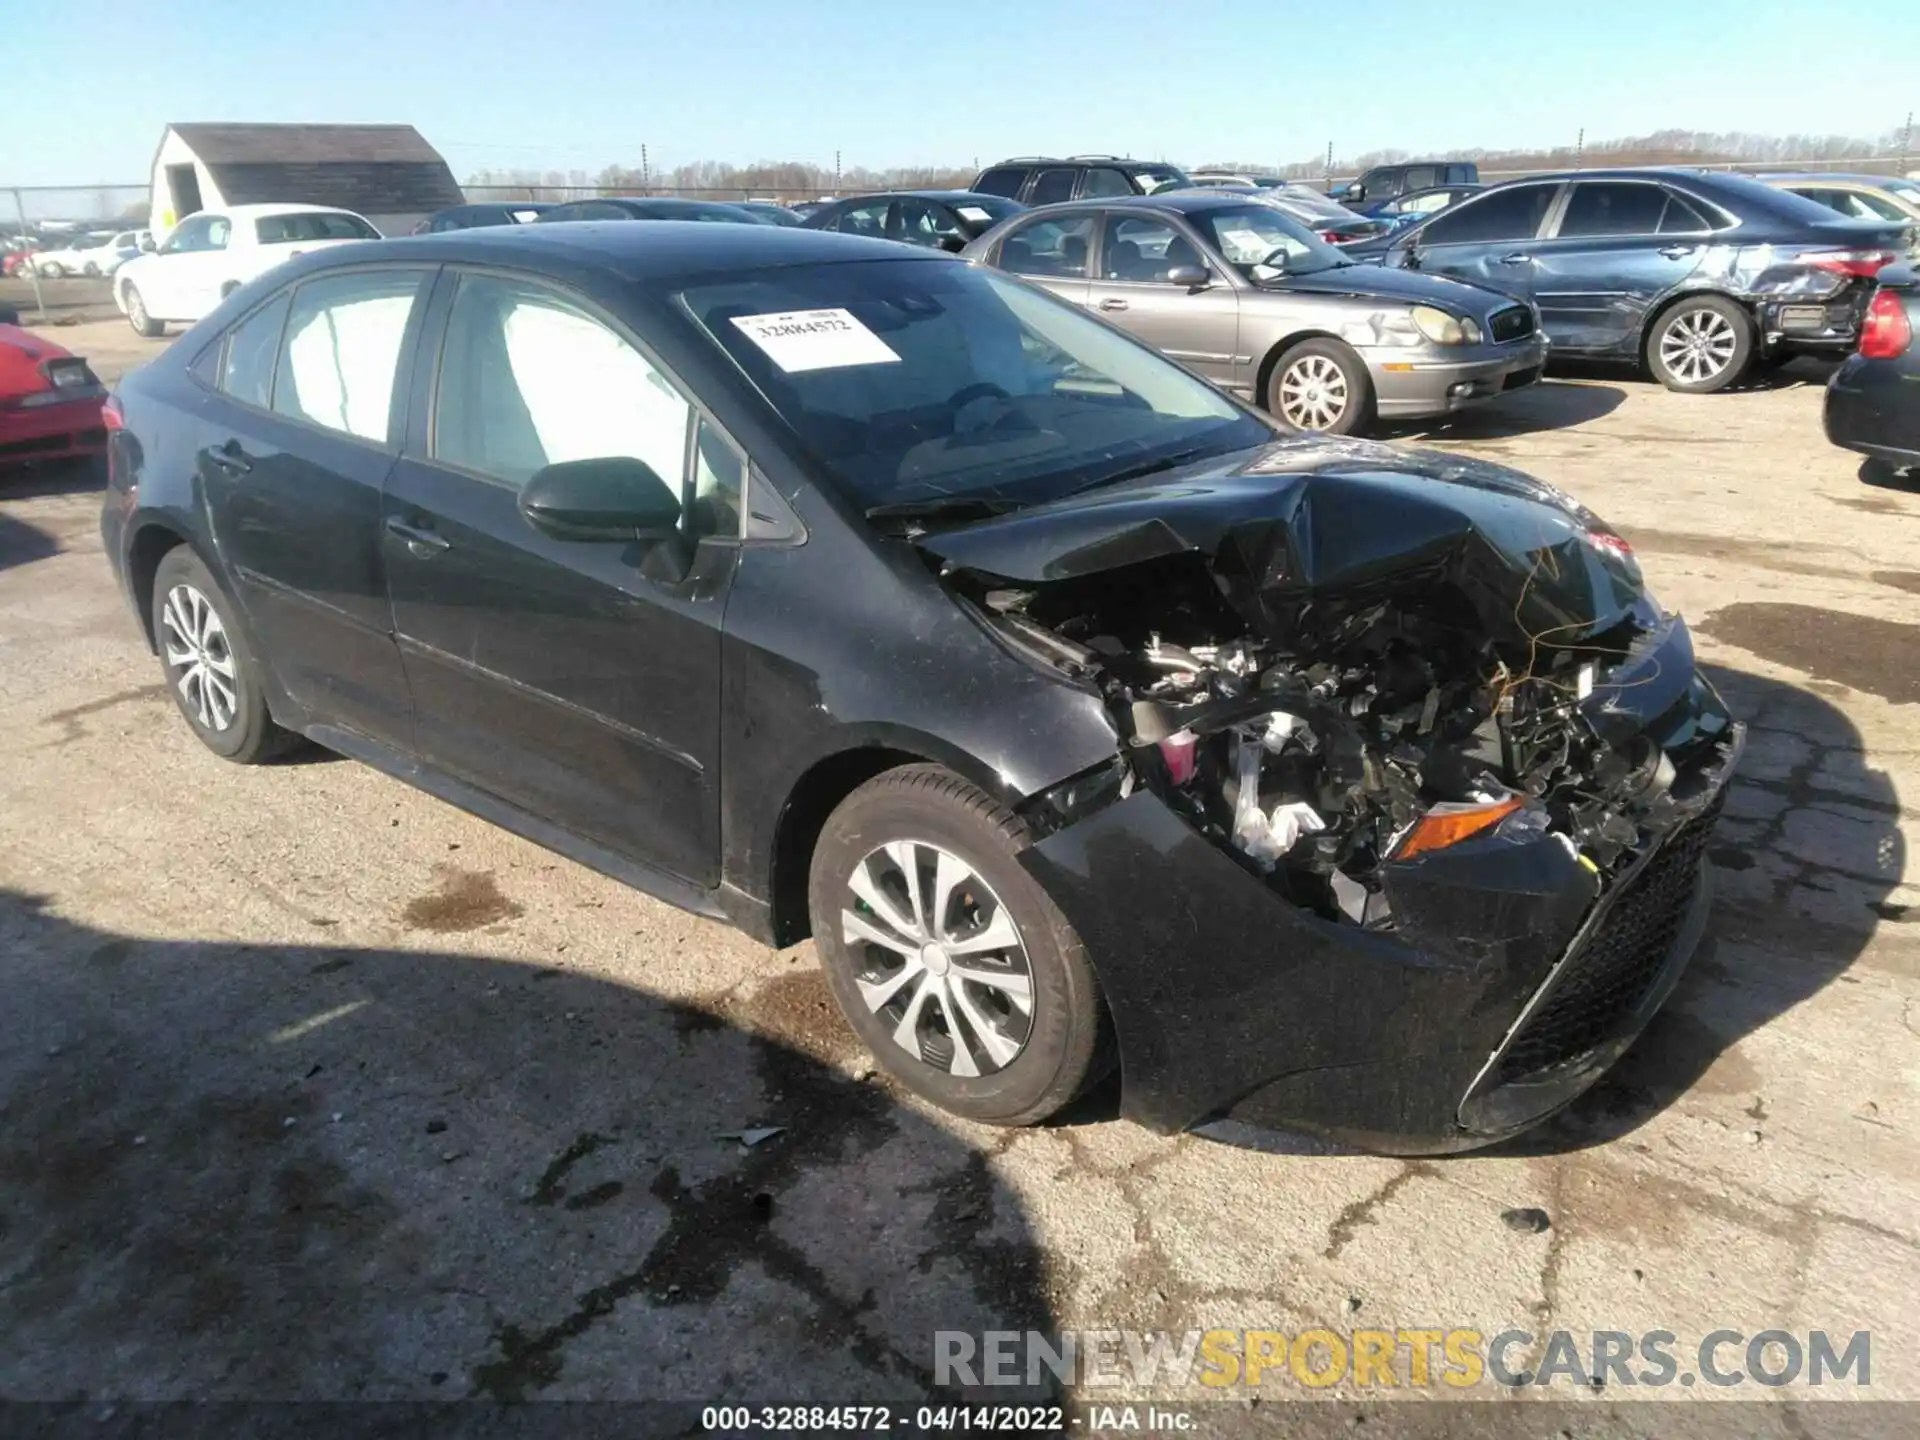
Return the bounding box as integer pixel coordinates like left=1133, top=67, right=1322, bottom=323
left=1267, top=338, right=1376, bottom=435
left=83, top=261, right=100, bottom=278
left=124, top=283, right=164, bottom=338
left=150, top=548, right=294, bottom=763
left=1647, top=295, right=1753, bottom=393
left=808, top=764, right=1107, bottom=1126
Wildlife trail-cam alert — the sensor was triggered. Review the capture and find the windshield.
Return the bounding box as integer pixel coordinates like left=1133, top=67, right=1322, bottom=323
left=1193, top=205, right=1349, bottom=277
left=1132, top=168, right=1188, bottom=195
left=676, top=259, right=1266, bottom=513
left=1269, top=190, right=1354, bottom=221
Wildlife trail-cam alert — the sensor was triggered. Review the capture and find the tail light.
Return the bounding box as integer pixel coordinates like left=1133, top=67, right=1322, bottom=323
left=1804, top=249, right=1897, bottom=279
left=1318, top=229, right=1346, bottom=245
left=1860, top=289, right=1914, bottom=359
left=102, top=395, right=125, bottom=431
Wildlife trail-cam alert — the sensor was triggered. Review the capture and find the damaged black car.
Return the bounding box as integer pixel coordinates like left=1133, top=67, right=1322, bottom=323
left=102, top=223, right=1740, bottom=1154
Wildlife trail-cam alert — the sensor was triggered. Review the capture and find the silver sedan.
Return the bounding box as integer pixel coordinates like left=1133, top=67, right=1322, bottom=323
left=963, top=191, right=1549, bottom=435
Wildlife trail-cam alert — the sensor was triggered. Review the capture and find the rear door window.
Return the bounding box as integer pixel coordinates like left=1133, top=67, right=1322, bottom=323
left=1080, top=167, right=1134, bottom=198
left=1556, top=183, right=1669, bottom=237
left=271, top=270, right=425, bottom=443
left=1420, top=183, right=1559, bottom=245
left=997, top=215, right=1095, bottom=278
left=1658, top=191, right=1715, bottom=233
left=972, top=167, right=1029, bottom=200
left=217, top=291, right=293, bottom=409
left=1028, top=168, right=1078, bottom=205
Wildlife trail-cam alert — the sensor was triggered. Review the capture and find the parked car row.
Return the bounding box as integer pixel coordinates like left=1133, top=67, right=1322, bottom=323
left=10, top=228, right=154, bottom=278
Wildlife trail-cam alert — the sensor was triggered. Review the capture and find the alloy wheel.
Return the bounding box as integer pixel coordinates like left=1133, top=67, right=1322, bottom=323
left=1659, top=308, right=1738, bottom=386
left=841, top=840, right=1035, bottom=1078
left=1278, top=354, right=1350, bottom=430
left=127, top=288, right=147, bottom=330
left=161, top=583, right=239, bottom=732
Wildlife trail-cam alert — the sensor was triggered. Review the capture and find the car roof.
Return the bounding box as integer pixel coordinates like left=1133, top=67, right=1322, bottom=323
left=208, top=203, right=369, bottom=220
left=560, top=196, right=749, bottom=212
left=830, top=190, right=1008, bottom=204
left=983, top=156, right=1176, bottom=170
left=287, top=220, right=945, bottom=283
left=1755, top=172, right=1901, bottom=186
left=1048, top=191, right=1265, bottom=216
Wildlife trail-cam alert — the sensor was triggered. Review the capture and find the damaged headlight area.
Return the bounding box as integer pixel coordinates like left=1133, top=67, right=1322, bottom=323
left=977, top=542, right=1734, bottom=936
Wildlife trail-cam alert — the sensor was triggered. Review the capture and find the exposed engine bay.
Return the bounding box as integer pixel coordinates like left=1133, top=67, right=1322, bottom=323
left=917, top=445, right=1740, bottom=932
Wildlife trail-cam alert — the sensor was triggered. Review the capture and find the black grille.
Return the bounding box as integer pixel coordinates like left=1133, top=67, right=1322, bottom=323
left=1489, top=305, right=1535, bottom=343
left=1493, top=795, right=1724, bottom=1084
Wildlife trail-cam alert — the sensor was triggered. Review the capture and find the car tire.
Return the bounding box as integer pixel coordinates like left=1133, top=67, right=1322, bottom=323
left=1647, top=295, right=1754, bottom=393
left=808, top=763, right=1108, bottom=1126
left=123, top=284, right=164, bottom=338
left=150, top=547, right=296, bottom=764
left=83, top=262, right=100, bottom=278
left=1267, top=337, right=1376, bottom=435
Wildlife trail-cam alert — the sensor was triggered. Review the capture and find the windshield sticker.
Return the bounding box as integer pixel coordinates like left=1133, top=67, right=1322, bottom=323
left=1220, top=227, right=1272, bottom=259
left=730, top=308, right=901, bottom=372
left=957, top=206, right=992, bottom=224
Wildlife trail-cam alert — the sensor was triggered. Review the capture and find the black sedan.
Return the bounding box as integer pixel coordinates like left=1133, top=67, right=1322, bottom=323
left=98, top=223, right=1740, bottom=1154
left=800, top=191, right=1023, bottom=252
left=1825, top=265, right=1918, bottom=477
left=411, top=202, right=552, bottom=234
left=538, top=196, right=765, bottom=225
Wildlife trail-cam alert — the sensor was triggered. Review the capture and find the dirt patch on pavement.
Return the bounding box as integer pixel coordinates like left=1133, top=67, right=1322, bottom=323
left=1696, top=603, right=1920, bottom=706
left=400, top=867, right=524, bottom=932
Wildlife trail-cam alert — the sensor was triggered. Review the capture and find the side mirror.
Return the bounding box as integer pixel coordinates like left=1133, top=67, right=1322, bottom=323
left=519, top=456, right=682, bottom=543
left=1165, top=264, right=1210, bottom=289
left=0, top=305, right=18, bottom=326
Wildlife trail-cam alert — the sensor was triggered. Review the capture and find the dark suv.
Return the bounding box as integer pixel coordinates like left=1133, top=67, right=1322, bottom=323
left=1385, top=168, right=1911, bottom=392
left=971, top=156, right=1189, bottom=206
left=1331, top=162, right=1480, bottom=208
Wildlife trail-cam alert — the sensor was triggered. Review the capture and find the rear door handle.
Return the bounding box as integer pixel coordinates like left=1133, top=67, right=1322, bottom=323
left=385, top=515, right=451, bottom=556
left=1098, top=297, right=1129, bottom=312
left=204, top=439, right=251, bottom=476
left=1658, top=245, right=1698, bottom=259
left=1498, top=253, right=1535, bottom=266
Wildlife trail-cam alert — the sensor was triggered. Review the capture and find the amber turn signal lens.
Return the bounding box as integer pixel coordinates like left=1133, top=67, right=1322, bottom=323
left=1394, top=798, right=1525, bottom=861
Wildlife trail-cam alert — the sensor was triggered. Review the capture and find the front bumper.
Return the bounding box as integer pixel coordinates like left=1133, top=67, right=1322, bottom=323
left=1824, top=352, right=1920, bottom=468
left=1019, top=626, right=1741, bottom=1155
left=0, top=391, right=108, bottom=465
left=1367, top=334, right=1550, bottom=419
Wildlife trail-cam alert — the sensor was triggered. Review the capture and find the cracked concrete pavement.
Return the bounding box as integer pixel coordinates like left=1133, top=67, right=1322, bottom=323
left=3, top=324, right=1917, bottom=1413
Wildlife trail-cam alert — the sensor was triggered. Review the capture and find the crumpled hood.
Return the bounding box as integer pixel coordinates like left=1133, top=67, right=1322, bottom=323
left=916, top=436, right=1648, bottom=648
left=1267, top=263, right=1524, bottom=319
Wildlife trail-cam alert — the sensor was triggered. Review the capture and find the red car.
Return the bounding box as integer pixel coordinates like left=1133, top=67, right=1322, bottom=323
left=0, top=311, right=109, bottom=466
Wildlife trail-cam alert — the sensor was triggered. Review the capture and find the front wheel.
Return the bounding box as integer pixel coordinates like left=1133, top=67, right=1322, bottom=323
left=151, top=548, right=295, bottom=763
left=1267, top=337, right=1376, bottom=435
left=1647, top=296, right=1753, bottom=393
left=83, top=262, right=100, bottom=277
left=124, top=284, right=164, bottom=338
left=809, top=765, right=1108, bottom=1126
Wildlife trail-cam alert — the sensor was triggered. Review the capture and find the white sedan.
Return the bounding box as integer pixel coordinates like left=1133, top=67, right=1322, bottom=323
left=72, top=229, right=151, bottom=277
left=113, top=204, right=380, bottom=337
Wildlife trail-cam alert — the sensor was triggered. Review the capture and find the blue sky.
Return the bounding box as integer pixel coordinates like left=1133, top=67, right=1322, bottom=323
left=11, top=0, right=1916, bottom=186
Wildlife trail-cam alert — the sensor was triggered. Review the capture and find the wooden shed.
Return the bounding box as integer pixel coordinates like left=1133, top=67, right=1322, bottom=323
left=149, top=123, right=464, bottom=239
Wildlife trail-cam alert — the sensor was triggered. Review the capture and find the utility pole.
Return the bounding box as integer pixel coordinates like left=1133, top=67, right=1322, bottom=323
left=1324, top=140, right=1333, bottom=190
left=834, top=150, right=842, bottom=195
left=1900, top=111, right=1914, bottom=176
left=641, top=144, right=650, bottom=195
left=1574, top=128, right=1585, bottom=171
left=10, top=189, right=47, bottom=323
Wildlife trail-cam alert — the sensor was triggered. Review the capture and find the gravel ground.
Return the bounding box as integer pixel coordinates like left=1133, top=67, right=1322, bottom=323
left=3, top=324, right=1916, bottom=1426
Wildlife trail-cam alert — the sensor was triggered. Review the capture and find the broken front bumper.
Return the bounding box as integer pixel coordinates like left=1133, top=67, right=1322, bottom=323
left=1020, top=701, right=1742, bottom=1157
left=1367, top=334, right=1551, bottom=420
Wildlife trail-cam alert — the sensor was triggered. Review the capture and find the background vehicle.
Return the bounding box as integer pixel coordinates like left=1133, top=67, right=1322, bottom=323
left=1332, top=161, right=1479, bottom=208
left=1364, top=184, right=1483, bottom=224
left=536, top=196, right=765, bottom=225
left=1758, top=174, right=1920, bottom=260
left=1186, top=172, right=1291, bottom=190
left=966, top=191, right=1546, bottom=434
left=97, top=223, right=1736, bottom=1152
left=800, top=191, right=1022, bottom=251
left=411, top=202, right=551, bottom=233
left=0, top=316, right=109, bottom=468
left=736, top=201, right=803, bottom=226
left=970, top=156, right=1190, bottom=206
left=1825, top=265, right=1918, bottom=477
left=1177, top=182, right=1394, bottom=247
left=1384, top=169, right=1908, bottom=391
left=112, top=204, right=380, bottom=337
left=72, top=230, right=151, bottom=276
left=20, top=236, right=102, bottom=278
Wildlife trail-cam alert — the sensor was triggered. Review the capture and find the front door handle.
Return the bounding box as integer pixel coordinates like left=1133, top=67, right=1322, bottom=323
left=385, top=515, right=451, bottom=557
left=1658, top=244, right=1698, bottom=259
left=1098, top=297, right=1129, bottom=312
left=204, top=439, right=251, bottom=476
left=1498, top=253, right=1535, bottom=266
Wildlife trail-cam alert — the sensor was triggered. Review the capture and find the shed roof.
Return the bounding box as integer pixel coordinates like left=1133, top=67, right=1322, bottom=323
left=166, top=123, right=446, bottom=166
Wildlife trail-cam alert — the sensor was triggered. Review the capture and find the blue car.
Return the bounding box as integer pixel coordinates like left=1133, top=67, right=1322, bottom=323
left=1380, top=168, right=1913, bottom=391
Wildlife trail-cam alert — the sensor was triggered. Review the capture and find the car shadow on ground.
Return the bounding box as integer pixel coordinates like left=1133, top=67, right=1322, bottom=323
left=0, top=889, right=1052, bottom=1404
left=0, top=510, right=59, bottom=573
left=0, top=455, right=105, bottom=502
left=1498, top=662, right=1900, bottom=1155
left=1382, top=378, right=1626, bottom=442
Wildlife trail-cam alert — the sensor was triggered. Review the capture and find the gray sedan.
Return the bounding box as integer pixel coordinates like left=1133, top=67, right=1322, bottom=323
left=962, top=192, right=1548, bottom=434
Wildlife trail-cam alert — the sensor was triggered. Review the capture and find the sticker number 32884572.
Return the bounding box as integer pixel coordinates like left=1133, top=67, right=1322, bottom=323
left=729, top=308, right=902, bottom=373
